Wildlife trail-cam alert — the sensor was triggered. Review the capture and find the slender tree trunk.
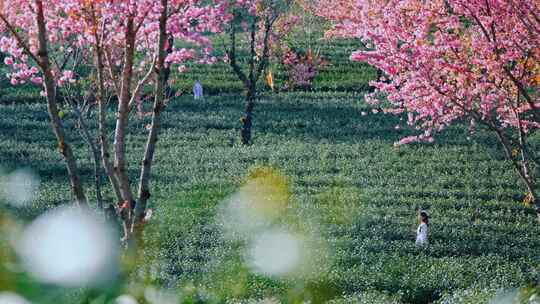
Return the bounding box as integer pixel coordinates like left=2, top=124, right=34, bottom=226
left=35, top=0, right=87, bottom=205
left=516, top=119, right=540, bottom=221
left=519, top=171, right=540, bottom=221
left=241, top=88, right=255, bottom=145
left=494, top=128, right=540, bottom=221
left=92, top=146, right=104, bottom=210
left=226, top=13, right=278, bottom=146
left=112, top=16, right=138, bottom=243
left=81, top=119, right=104, bottom=209
left=134, top=0, right=170, bottom=228
left=95, top=39, right=123, bottom=203
left=525, top=185, right=540, bottom=221
left=71, top=106, right=104, bottom=209
left=114, top=16, right=136, bottom=206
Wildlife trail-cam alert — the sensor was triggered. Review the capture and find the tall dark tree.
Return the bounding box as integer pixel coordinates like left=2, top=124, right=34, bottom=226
left=225, top=0, right=292, bottom=145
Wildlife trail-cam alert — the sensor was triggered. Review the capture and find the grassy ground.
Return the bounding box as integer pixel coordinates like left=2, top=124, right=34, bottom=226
left=1, top=36, right=540, bottom=303
left=1, top=90, right=540, bottom=303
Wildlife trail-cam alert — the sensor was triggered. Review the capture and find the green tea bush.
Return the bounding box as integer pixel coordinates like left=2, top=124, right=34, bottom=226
left=1, top=33, right=540, bottom=304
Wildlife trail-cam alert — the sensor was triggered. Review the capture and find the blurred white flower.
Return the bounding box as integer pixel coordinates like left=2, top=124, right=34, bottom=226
left=247, top=229, right=302, bottom=277
left=115, top=295, right=139, bottom=304
left=0, top=292, right=30, bottom=304
left=16, top=206, right=119, bottom=287
left=218, top=192, right=270, bottom=239
left=144, top=287, right=179, bottom=304
left=490, top=289, right=519, bottom=304
left=218, top=169, right=290, bottom=240
left=0, top=169, right=40, bottom=206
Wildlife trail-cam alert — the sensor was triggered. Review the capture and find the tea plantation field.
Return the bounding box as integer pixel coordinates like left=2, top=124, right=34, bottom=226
left=1, top=40, right=540, bottom=303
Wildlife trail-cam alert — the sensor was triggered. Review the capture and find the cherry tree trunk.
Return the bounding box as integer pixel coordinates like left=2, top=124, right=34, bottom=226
left=241, top=89, right=255, bottom=145
left=114, top=17, right=136, bottom=206
left=135, top=0, right=171, bottom=228
left=95, top=41, right=123, bottom=204
left=35, top=0, right=87, bottom=205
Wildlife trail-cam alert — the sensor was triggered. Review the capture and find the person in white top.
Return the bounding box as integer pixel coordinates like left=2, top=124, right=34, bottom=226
left=416, top=211, right=429, bottom=247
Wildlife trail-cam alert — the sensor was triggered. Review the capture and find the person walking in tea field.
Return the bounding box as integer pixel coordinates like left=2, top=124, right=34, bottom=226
left=194, top=80, right=204, bottom=100
left=416, top=211, right=429, bottom=247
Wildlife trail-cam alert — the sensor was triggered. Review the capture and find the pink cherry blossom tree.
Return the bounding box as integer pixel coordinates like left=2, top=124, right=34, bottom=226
left=0, top=0, right=89, bottom=205
left=316, top=0, right=540, bottom=219
left=63, top=0, right=225, bottom=241
left=0, top=0, right=226, bottom=241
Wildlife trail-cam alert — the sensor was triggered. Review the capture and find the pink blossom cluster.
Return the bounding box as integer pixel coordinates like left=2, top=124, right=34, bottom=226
left=0, top=34, right=41, bottom=85
left=281, top=47, right=327, bottom=90
left=316, top=0, right=540, bottom=145
left=0, top=0, right=229, bottom=89
left=234, top=0, right=258, bottom=15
